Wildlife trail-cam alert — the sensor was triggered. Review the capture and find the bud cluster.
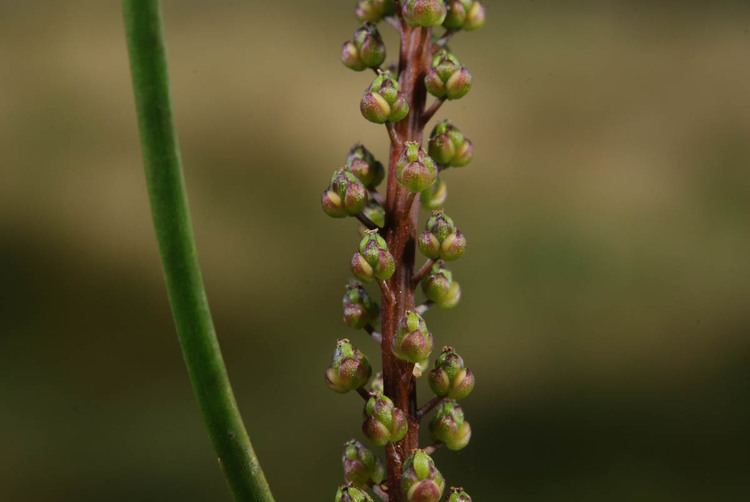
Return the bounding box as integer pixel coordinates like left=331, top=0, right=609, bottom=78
left=361, top=71, right=409, bottom=124
left=428, top=346, right=475, bottom=399
left=421, top=261, right=461, bottom=309
left=325, top=339, right=372, bottom=393
left=425, top=49, right=472, bottom=100
left=401, top=450, right=445, bottom=502
left=343, top=280, right=379, bottom=329
left=418, top=210, right=467, bottom=261
left=342, top=23, right=386, bottom=72
left=428, top=120, right=473, bottom=168
left=355, top=0, right=396, bottom=23
left=402, top=0, right=447, bottom=27
left=396, top=142, right=438, bottom=193
left=393, top=310, right=434, bottom=364
left=343, top=439, right=386, bottom=488
left=430, top=399, right=472, bottom=450
left=363, top=393, right=408, bottom=446
left=321, top=169, right=368, bottom=218
left=352, top=231, right=395, bottom=282
left=444, top=0, right=485, bottom=31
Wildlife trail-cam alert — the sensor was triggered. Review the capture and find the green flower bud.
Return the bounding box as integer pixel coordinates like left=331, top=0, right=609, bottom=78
left=428, top=120, right=473, bottom=167
left=352, top=230, right=395, bottom=282
left=362, top=199, right=386, bottom=228
left=342, top=280, right=379, bottom=329
left=335, top=483, right=374, bottom=502
left=430, top=399, right=472, bottom=450
left=418, top=210, right=466, bottom=261
left=393, top=310, right=434, bottom=363
left=420, top=177, right=448, bottom=209
left=355, top=0, right=396, bottom=23
left=425, top=49, right=472, bottom=100
left=342, top=24, right=387, bottom=72
left=325, top=339, right=373, bottom=393
left=396, top=142, right=437, bottom=193
left=448, top=487, right=473, bottom=502
left=443, top=0, right=470, bottom=30
left=345, top=144, right=385, bottom=189
left=363, top=393, right=408, bottom=446
left=401, top=450, right=446, bottom=502
left=421, top=262, right=462, bottom=309
left=342, top=439, right=386, bottom=487
left=361, top=71, right=410, bottom=124
left=428, top=346, right=475, bottom=399
left=464, top=1, right=486, bottom=31
left=402, top=0, right=447, bottom=27
left=444, top=1, right=484, bottom=31
left=322, top=169, right=369, bottom=218
left=370, top=372, right=384, bottom=394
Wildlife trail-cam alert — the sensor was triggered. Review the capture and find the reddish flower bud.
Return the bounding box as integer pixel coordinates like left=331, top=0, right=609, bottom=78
left=396, top=141, right=438, bottom=193
left=421, top=262, right=462, bottom=309
left=342, top=23, right=386, bottom=72
left=342, top=280, right=379, bottom=329
left=402, top=0, right=447, bottom=27
left=363, top=393, right=408, bottom=446
left=425, top=49, right=472, bottom=100
left=428, top=346, right=475, bottom=399
left=345, top=144, right=385, bottom=189
left=355, top=0, right=396, bottom=23
left=430, top=399, right=472, bottom=450
left=322, top=169, right=369, bottom=218
left=325, top=339, right=373, bottom=393
left=393, top=310, right=434, bottom=363
left=401, top=450, right=445, bottom=502
left=342, top=439, right=385, bottom=488
left=428, top=120, right=473, bottom=168
left=361, top=72, right=410, bottom=124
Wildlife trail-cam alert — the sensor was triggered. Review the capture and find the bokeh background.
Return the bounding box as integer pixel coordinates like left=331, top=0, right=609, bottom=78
left=2, top=1, right=750, bottom=500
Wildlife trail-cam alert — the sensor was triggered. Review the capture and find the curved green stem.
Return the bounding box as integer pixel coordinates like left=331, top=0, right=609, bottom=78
left=122, top=2, right=274, bottom=501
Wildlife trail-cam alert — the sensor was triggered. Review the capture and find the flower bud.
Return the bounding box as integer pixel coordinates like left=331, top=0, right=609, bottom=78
left=352, top=230, right=395, bottom=282
left=355, top=0, right=396, bottom=23
left=362, top=199, right=386, bottom=228
left=420, top=177, right=447, bottom=210
left=425, top=50, right=472, bottom=100
left=428, top=120, right=473, bottom=167
left=363, top=393, right=408, bottom=446
left=396, top=142, right=437, bottom=193
left=370, top=372, right=384, bottom=394
left=418, top=210, right=466, bottom=261
left=322, top=169, right=369, bottom=218
left=401, top=450, right=445, bottom=502
left=393, top=310, right=433, bottom=363
left=325, top=339, right=373, bottom=393
left=430, top=399, right=472, bottom=450
left=342, top=24, right=386, bottom=72
left=361, top=71, right=410, bottom=124
left=448, top=487, right=473, bottom=502
left=421, top=262, right=461, bottom=309
left=444, top=1, right=484, bottom=31
left=345, top=144, right=385, bottom=189
left=402, top=0, right=447, bottom=27
left=464, top=1, right=486, bottom=31
left=428, top=346, right=475, bottom=399
left=342, top=280, right=379, bottom=329
left=342, top=439, right=386, bottom=488
left=335, top=483, right=374, bottom=502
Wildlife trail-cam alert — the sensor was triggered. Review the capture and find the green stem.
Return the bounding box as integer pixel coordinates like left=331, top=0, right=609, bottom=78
left=122, top=2, right=274, bottom=501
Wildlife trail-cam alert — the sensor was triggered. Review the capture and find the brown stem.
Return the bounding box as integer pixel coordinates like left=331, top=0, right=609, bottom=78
left=380, top=19, right=433, bottom=502
left=357, top=386, right=371, bottom=402
left=417, top=396, right=444, bottom=420
left=412, top=259, right=436, bottom=287
left=421, top=98, right=445, bottom=127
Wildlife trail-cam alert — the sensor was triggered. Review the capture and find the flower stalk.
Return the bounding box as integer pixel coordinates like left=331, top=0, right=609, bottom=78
left=122, top=1, right=273, bottom=500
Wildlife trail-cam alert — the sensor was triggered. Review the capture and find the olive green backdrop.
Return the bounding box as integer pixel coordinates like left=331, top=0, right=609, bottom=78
left=2, top=1, right=749, bottom=500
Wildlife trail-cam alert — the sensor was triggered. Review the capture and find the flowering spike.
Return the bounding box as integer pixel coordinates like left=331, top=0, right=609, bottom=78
left=421, top=261, right=462, bottom=309
left=430, top=399, right=472, bottom=450
left=425, top=49, right=472, bottom=100
left=342, top=439, right=386, bottom=488
left=418, top=211, right=467, bottom=261
left=428, top=346, right=475, bottom=399
left=401, top=450, right=446, bottom=502
left=393, top=310, right=434, bottom=363
left=402, top=0, right=447, bottom=27
left=342, top=23, right=386, bottom=72
left=420, top=176, right=448, bottom=209
left=352, top=230, right=395, bottom=282
left=343, top=280, right=379, bottom=329
left=355, top=0, right=396, bottom=23
left=428, top=121, right=473, bottom=168
left=448, top=487, right=473, bottom=502
left=335, top=483, right=374, bottom=502
left=363, top=393, right=408, bottom=446
left=325, top=339, right=373, bottom=393
left=396, top=142, right=438, bottom=193
left=322, top=169, right=369, bottom=218
left=361, top=71, right=410, bottom=124
left=345, top=144, right=385, bottom=189
left=444, top=1, right=485, bottom=31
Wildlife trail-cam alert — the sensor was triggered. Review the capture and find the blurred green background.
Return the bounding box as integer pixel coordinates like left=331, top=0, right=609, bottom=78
left=2, top=1, right=750, bottom=500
